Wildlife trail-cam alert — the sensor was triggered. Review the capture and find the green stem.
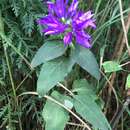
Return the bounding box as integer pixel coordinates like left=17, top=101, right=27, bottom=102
left=0, top=12, right=23, bottom=129
left=1, top=34, right=23, bottom=130
left=3, top=44, right=17, bottom=100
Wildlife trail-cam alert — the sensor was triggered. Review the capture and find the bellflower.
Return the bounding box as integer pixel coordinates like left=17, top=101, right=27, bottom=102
left=37, top=0, right=96, bottom=48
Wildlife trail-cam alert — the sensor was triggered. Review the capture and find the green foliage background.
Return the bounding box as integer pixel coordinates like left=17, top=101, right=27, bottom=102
left=0, top=0, right=130, bottom=130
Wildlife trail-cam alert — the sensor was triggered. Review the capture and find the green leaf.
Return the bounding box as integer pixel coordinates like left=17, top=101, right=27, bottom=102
left=73, top=79, right=111, bottom=130
left=37, top=57, right=74, bottom=97
left=42, top=91, right=69, bottom=130
left=102, top=61, right=122, bottom=73
left=72, top=79, right=97, bottom=100
left=126, top=74, right=130, bottom=89
left=74, top=96, right=111, bottom=130
left=71, top=45, right=100, bottom=80
left=31, top=40, right=67, bottom=67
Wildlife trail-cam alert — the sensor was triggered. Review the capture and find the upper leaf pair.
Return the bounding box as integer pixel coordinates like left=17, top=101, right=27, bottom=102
left=31, top=40, right=100, bottom=96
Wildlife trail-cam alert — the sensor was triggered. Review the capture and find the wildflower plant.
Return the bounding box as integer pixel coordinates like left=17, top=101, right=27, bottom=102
left=37, top=0, right=96, bottom=48
left=1, top=0, right=130, bottom=130
left=31, top=0, right=112, bottom=130
left=32, top=0, right=101, bottom=94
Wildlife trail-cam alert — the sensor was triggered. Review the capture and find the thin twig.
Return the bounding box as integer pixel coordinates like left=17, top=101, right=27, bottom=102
left=3, top=44, right=23, bottom=130
left=18, top=92, right=92, bottom=130
left=3, top=45, right=17, bottom=100
left=100, top=70, right=119, bottom=114
left=120, top=61, right=130, bottom=67
left=57, top=82, right=74, bottom=96
left=118, top=0, right=130, bottom=56
left=44, top=95, right=92, bottom=130
left=67, top=122, right=85, bottom=127
left=108, top=9, right=130, bottom=123
left=16, top=70, right=34, bottom=91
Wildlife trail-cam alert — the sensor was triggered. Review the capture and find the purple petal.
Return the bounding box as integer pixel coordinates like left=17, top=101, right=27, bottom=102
left=37, top=15, right=64, bottom=28
left=79, top=11, right=94, bottom=21
left=73, top=11, right=83, bottom=20
left=43, top=28, right=62, bottom=35
left=75, top=31, right=92, bottom=48
left=54, top=0, right=66, bottom=18
left=73, top=10, right=96, bottom=29
left=73, top=19, right=96, bottom=29
left=82, top=19, right=96, bottom=29
left=68, top=0, right=79, bottom=17
left=43, top=28, right=59, bottom=35
left=81, top=30, right=91, bottom=39
left=43, top=24, right=68, bottom=35
left=63, top=32, right=73, bottom=45
left=47, top=1, right=55, bottom=14
left=65, top=0, right=69, bottom=5
left=37, top=15, right=55, bottom=25
left=69, top=0, right=79, bottom=13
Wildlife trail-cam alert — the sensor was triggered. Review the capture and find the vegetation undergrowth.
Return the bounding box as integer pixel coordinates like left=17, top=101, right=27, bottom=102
left=0, top=0, right=130, bottom=130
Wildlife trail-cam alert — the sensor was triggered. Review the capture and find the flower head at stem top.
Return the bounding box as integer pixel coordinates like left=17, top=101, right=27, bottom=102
left=37, top=0, right=96, bottom=48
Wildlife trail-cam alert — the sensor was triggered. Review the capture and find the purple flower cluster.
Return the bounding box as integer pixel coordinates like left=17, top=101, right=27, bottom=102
left=37, top=0, right=96, bottom=48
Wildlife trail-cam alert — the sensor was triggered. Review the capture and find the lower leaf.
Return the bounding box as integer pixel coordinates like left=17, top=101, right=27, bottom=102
left=37, top=57, right=74, bottom=97
left=42, top=91, right=69, bottom=130
left=73, top=79, right=111, bottom=130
